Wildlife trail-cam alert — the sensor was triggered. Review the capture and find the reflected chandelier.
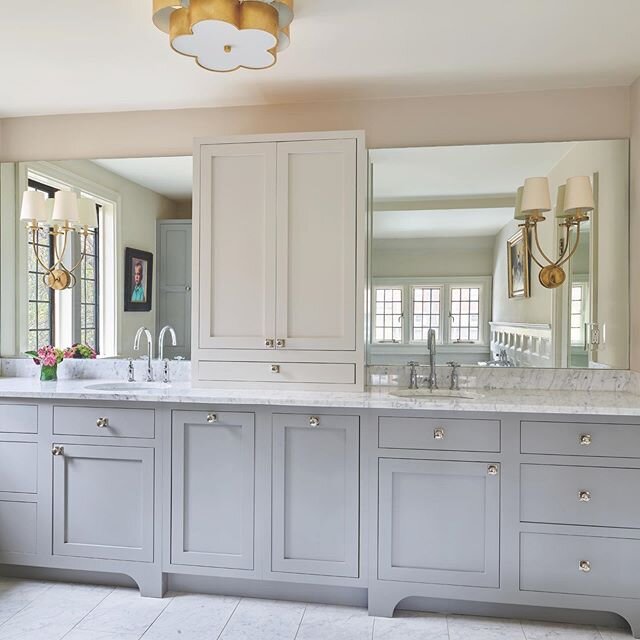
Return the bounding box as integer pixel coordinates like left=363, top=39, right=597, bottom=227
left=153, top=0, right=294, bottom=72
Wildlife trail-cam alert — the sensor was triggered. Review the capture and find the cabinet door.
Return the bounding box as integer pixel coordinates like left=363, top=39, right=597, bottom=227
left=275, top=139, right=357, bottom=351
left=198, top=143, right=277, bottom=350
left=272, top=413, right=359, bottom=577
left=158, top=221, right=192, bottom=359
left=379, top=459, right=500, bottom=588
left=52, top=444, right=154, bottom=562
left=171, top=411, right=255, bottom=570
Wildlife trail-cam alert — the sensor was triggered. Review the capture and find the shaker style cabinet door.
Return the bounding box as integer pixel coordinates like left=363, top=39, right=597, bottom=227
left=271, top=413, right=360, bottom=578
left=378, top=459, right=500, bottom=588
left=197, top=143, right=277, bottom=350
left=275, top=139, right=357, bottom=351
left=52, top=444, right=154, bottom=562
left=171, top=411, right=255, bottom=570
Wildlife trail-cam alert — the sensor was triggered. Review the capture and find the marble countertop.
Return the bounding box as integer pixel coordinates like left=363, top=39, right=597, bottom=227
left=0, top=377, right=639, bottom=416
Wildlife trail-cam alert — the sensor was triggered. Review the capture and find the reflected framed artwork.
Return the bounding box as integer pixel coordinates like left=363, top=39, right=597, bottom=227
left=507, top=229, right=530, bottom=299
left=124, top=247, right=153, bottom=312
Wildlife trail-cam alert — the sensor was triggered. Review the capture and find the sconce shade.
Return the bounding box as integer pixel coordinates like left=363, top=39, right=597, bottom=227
left=77, top=198, right=99, bottom=229
left=51, top=191, right=80, bottom=225
left=521, top=177, right=552, bottom=214
left=513, top=186, right=528, bottom=220
left=554, top=184, right=571, bottom=219
left=20, top=191, right=48, bottom=222
left=564, top=176, right=594, bottom=214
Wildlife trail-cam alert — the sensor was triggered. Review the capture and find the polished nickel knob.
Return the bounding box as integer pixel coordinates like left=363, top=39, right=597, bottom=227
left=96, top=417, right=109, bottom=428
left=579, top=434, right=592, bottom=446
left=578, top=490, right=591, bottom=502
left=207, top=413, right=217, bottom=424
left=265, top=339, right=274, bottom=348
left=276, top=339, right=286, bottom=348
left=185, top=285, right=192, bottom=292
left=309, top=416, right=320, bottom=428
left=271, top=364, right=280, bottom=373
left=579, top=560, right=591, bottom=573
left=433, top=428, right=445, bottom=440
left=51, top=445, right=64, bottom=456
left=488, top=465, right=499, bottom=476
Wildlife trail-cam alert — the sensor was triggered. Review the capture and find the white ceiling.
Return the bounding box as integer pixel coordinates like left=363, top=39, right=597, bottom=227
left=2, top=1, right=640, bottom=117
left=92, top=156, right=193, bottom=200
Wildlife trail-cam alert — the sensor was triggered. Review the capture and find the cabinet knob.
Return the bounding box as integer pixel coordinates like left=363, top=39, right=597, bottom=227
left=185, top=285, right=191, bottom=292
left=579, top=560, right=591, bottom=573
left=433, top=427, right=445, bottom=440
left=578, top=490, right=591, bottom=502
left=207, top=413, right=217, bottom=424
left=51, top=445, right=64, bottom=457
left=309, top=416, right=320, bottom=428
left=276, top=339, right=286, bottom=348
left=265, top=339, right=274, bottom=348
left=579, top=434, right=592, bottom=446
left=487, top=465, right=499, bottom=476
left=96, top=417, right=109, bottom=429
left=271, top=364, right=280, bottom=373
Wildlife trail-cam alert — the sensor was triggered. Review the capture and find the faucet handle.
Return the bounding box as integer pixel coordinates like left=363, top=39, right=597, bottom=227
left=127, top=359, right=135, bottom=383
left=407, top=360, right=420, bottom=367
left=447, top=361, right=460, bottom=369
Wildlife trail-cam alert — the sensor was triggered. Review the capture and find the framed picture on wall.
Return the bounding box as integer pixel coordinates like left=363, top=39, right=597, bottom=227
left=507, top=229, right=530, bottom=299
left=124, top=247, right=153, bottom=312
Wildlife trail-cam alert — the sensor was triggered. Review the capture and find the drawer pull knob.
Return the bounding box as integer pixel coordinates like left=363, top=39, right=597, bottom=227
left=51, top=445, right=64, bottom=456
left=309, top=416, right=320, bottom=428
left=96, top=417, right=109, bottom=428
left=578, top=490, right=591, bottom=502
left=579, top=434, right=592, bottom=446
left=276, top=339, right=286, bottom=348
left=579, top=560, right=591, bottom=573
left=488, top=465, right=499, bottom=476
left=265, top=339, right=274, bottom=348
left=271, top=364, right=280, bottom=373
left=207, top=413, right=217, bottom=424
left=433, top=428, right=445, bottom=440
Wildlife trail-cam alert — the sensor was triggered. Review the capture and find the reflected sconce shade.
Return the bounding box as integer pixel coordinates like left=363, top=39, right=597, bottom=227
left=51, top=191, right=80, bottom=226
left=513, top=186, right=528, bottom=221
left=554, top=184, right=570, bottom=219
left=76, top=198, right=99, bottom=229
left=19, top=191, right=48, bottom=223
left=521, top=177, right=552, bottom=215
left=153, top=0, right=294, bottom=72
left=564, top=176, right=595, bottom=217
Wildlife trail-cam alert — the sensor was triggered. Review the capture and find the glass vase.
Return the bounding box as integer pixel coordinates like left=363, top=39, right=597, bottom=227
left=40, top=364, right=58, bottom=382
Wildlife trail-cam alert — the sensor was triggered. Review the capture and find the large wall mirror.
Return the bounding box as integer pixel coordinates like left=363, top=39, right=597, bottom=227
left=368, top=140, right=629, bottom=369
left=0, top=156, right=193, bottom=359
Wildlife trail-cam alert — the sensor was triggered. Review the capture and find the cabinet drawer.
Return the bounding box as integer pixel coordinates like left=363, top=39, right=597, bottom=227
left=0, top=404, right=37, bottom=434
left=198, top=361, right=355, bottom=385
left=521, top=464, right=640, bottom=529
left=520, top=532, right=640, bottom=599
left=0, top=442, right=37, bottom=493
left=0, top=501, right=37, bottom=554
left=379, top=416, right=500, bottom=452
left=53, top=406, right=155, bottom=439
left=521, top=420, right=640, bottom=458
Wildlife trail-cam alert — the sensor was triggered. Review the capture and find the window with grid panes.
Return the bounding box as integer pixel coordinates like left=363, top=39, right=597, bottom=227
left=571, top=283, right=586, bottom=346
left=449, top=286, right=481, bottom=342
left=374, top=287, right=403, bottom=342
left=412, top=286, right=441, bottom=341
left=79, top=203, right=100, bottom=351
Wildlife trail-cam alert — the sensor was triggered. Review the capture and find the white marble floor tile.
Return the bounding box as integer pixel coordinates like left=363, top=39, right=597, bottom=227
left=0, top=579, right=53, bottom=602
left=521, top=621, right=602, bottom=640
left=142, top=593, right=240, bottom=639
left=598, top=627, right=633, bottom=639
left=219, top=598, right=305, bottom=640
left=296, top=603, right=374, bottom=640
left=447, top=615, right=526, bottom=640
left=63, top=630, right=140, bottom=640
left=374, top=610, right=449, bottom=640
left=75, top=587, right=172, bottom=637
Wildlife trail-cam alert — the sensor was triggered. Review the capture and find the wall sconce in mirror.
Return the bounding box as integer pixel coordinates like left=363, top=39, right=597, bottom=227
left=20, top=190, right=98, bottom=290
left=514, top=175, right=594, bottom=289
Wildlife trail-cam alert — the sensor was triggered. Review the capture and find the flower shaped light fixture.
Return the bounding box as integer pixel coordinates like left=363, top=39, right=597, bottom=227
left=153, top=0, right=294, bottom=72
left=20, top=190, right=98, bottom=291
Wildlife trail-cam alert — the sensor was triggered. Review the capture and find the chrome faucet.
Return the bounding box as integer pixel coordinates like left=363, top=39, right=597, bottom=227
left=426, top=328, right=438, bottom=389
left=158, top=325, right=177, bottom=362
left=133, top=327, right=154, bottom=382
left=407, top=361, right=421, bottom=390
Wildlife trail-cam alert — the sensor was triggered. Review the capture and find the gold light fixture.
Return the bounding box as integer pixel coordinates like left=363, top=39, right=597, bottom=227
left=20, top=190, right=98, bottom=291
left=153, top=0, right=294, bottom=72
left=515, top=176, right=595, bottom=289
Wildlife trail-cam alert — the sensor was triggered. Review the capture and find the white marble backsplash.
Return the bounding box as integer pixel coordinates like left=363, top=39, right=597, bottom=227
left=0, top=357, right=191, bottom=382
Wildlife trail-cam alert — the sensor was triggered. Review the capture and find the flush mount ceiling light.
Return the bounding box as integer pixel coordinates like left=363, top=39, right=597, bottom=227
left=153, top=0, right=294, bottom=72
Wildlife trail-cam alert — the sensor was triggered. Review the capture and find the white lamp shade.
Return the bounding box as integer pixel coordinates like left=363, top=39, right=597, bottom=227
left=77, top=198, right=98, bottom=228
left=554, top=184, right=571, bottom=219
left=521, top=177, right=552, bottom=214
left=513, top=186, right=528, bottom=220
left=564, top=176, right=594, bottom=214
left=51, top=191, right=79, bottom=225
left=20, top=191, right=48, bottom=222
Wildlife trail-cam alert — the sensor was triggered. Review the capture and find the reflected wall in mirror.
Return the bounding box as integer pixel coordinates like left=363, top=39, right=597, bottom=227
left=0, top=156, right=193, bottom=359
left=368, top=140, right=629, bottom=369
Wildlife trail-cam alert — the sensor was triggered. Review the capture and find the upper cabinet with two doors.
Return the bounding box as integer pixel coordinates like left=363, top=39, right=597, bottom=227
left=193, top=132, right=366, bottom=390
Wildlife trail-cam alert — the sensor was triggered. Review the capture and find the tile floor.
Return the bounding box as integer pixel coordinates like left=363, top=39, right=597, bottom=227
left=0, top=578, right=632, bottom=640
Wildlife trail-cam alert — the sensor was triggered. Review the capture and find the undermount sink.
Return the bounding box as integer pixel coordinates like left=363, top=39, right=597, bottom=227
left=390, top=388, right=481, bottom=400
left=84, top=382, right=171, bottom=392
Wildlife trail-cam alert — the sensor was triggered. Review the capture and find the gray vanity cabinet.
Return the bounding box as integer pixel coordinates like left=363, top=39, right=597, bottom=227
left=378, top=458, right=500, bottom=588
left=171, top=411, right=255, bottom=570
left=271, top=413, right=360, bottom=578
left=52, top=444, right=154, bottom=562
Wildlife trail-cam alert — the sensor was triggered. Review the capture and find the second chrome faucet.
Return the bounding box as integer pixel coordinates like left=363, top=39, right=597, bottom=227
left=133, top=325, right=178, bottom=383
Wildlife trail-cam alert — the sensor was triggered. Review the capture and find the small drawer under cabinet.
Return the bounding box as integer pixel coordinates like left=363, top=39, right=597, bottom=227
left=53, top=406, right=155, bottom=439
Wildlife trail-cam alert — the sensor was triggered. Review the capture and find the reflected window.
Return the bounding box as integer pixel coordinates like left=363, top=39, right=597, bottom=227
left=450, top=287, right=481, bottom=342
left=374, top=287, right=403, bottom=343
left=412, top=286, right=441, bottom=341
left=571, top=283, right=588, bottom=346
left=79, top=202, right=100, bottom=351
